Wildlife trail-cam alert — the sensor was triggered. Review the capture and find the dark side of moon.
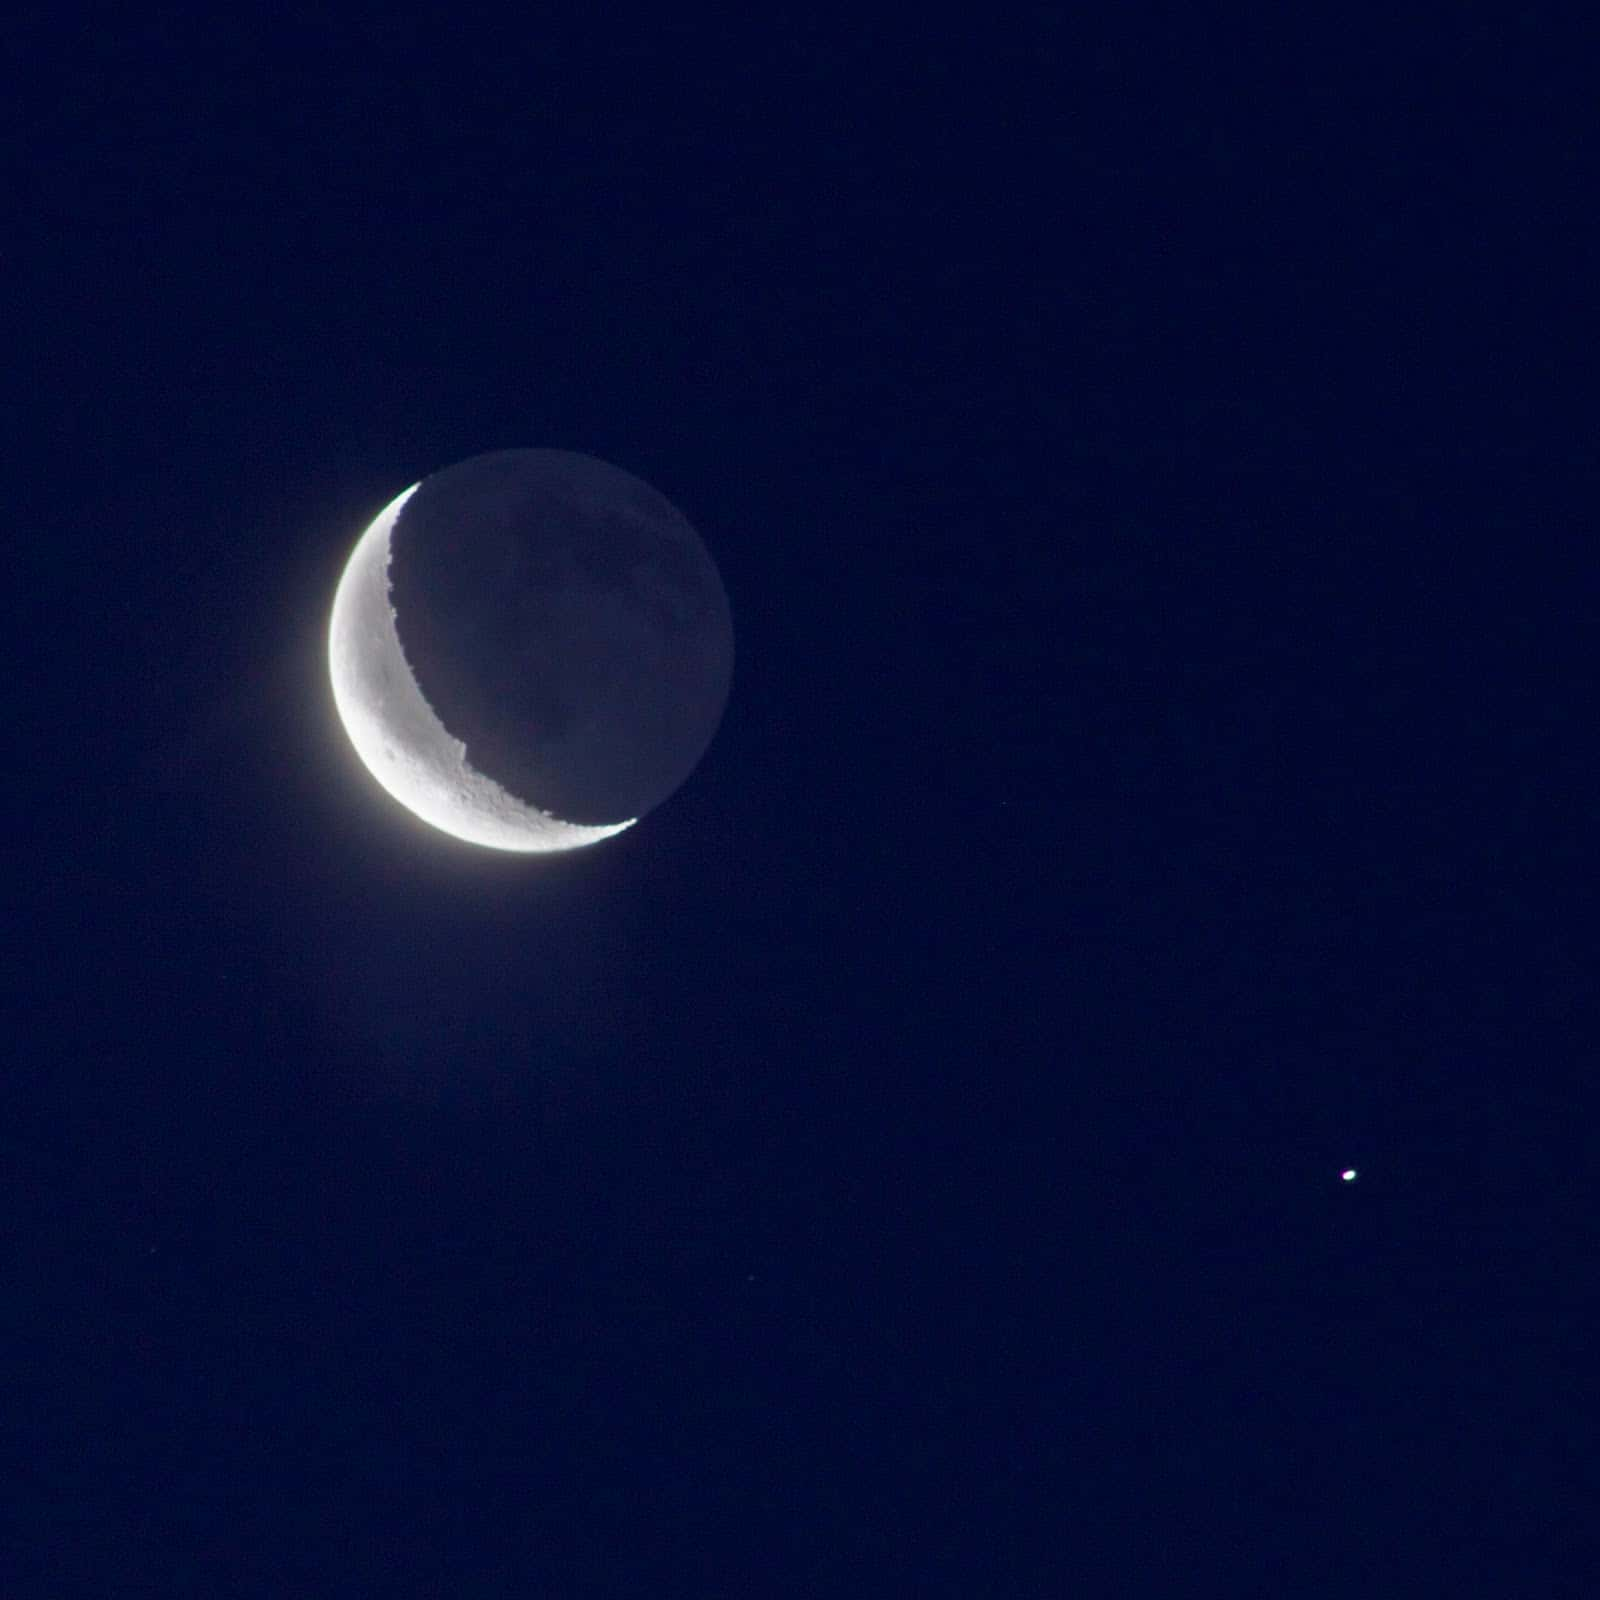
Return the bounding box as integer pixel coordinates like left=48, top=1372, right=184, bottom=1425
left=386, top=450, right=734, bottom=830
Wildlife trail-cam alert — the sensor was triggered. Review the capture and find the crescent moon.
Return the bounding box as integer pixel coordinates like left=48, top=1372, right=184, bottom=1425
left=327, top=483, right=635, bottom=852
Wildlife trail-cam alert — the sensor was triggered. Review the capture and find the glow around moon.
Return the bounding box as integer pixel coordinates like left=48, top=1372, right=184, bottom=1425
left=328, top=483, right=635, bottom=853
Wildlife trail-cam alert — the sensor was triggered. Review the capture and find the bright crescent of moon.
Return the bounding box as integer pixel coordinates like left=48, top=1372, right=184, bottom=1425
left=327, top=484, right=636, bottom=853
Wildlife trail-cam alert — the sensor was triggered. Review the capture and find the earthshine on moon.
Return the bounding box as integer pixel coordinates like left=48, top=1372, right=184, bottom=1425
left=328, top=450, right=734, bottom=852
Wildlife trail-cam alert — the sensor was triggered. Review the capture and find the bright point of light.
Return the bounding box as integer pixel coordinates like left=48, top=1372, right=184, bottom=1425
left=1340, top=1169, right=1358, bottom=1182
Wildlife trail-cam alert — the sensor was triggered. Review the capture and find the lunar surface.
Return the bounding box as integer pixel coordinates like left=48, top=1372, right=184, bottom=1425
left=328, top=450, right=733, bottom=852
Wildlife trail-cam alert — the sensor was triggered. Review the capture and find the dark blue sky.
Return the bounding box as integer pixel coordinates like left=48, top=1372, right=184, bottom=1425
left=4, top=11, right=1591, bottom=1594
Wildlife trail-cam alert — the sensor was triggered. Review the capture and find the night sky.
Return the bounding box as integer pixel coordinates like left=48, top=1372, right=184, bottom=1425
left=5, top=12, right=1592, bottom=1594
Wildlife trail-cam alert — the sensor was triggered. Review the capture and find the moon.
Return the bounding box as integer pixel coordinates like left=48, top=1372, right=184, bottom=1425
left=328, top=449, right=734, bottom=852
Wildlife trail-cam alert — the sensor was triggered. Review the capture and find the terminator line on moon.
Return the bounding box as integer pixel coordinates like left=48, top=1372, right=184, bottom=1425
left=328, top=449, right=734, bottom=852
